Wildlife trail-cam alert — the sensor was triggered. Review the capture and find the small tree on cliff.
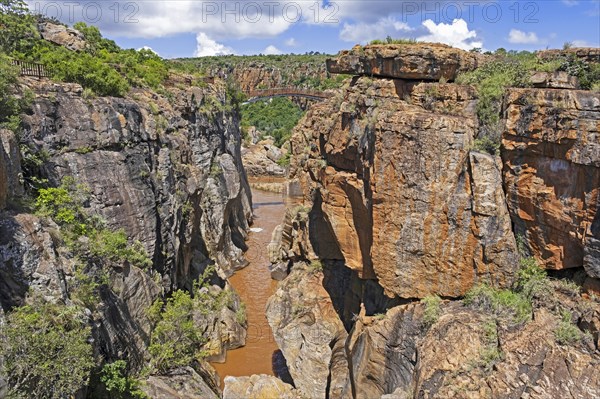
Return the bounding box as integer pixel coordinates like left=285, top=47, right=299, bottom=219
left=0, top=298, right=95, bottom=398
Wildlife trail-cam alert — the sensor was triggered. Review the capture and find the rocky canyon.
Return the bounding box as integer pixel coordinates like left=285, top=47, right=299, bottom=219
left=1, top=13, right=600, bottom=399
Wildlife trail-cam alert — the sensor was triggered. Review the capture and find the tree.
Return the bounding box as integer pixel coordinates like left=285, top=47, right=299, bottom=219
left=148, top=290, right=207, bottom=373
left=0, top=299, right=95, bottom=398
left=0, top=0, right=37, bottom=54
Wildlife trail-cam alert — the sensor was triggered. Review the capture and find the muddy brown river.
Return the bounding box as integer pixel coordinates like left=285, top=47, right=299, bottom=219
left=212, top=188, right=296, bottom=386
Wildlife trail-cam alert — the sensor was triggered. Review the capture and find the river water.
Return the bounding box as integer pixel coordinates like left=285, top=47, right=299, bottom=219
left=212, top=188, right=296, bottom=385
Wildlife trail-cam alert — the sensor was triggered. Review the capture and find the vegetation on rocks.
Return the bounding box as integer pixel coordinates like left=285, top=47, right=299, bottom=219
left=147, top=290, right=208, bottom=373
left=0, top=298, right=95, bottom=399
left=35, top=177, right=152, bottom=269
left=457, top=49, right=600, bottom=154
left=240, top=97, right=304, bottom=146
left=100, top=361, right=148, bottom=399
left=1, top=0, right=169, bottom=96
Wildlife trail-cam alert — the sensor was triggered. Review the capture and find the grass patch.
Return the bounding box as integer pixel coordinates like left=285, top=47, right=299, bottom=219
left=464, top=284, right=531, bottom=325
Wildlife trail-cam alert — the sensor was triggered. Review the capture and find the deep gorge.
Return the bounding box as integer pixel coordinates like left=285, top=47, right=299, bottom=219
left=1, top=18, right=600, bottom=399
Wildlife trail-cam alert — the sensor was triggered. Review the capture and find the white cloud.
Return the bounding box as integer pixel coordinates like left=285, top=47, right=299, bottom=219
left=194, top=33, right=235, bottom=56
left=340, top=16, right=413, bottom=43
left=572, top=40, right=592, bottom=47
left=508, top=29, right=540, bottom=44
left=562, top=0, right=579, bottom=6
left=138, top=46, right=159, bottom=56
left=285, top=38, right=298, bottom=46
left=417, top=19, right=482, bottom=50
left=263, top=45, right=282, bottom=55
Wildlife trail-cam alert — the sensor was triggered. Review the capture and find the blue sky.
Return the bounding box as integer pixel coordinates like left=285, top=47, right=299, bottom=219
left=28, top=1, right=600, bottom=58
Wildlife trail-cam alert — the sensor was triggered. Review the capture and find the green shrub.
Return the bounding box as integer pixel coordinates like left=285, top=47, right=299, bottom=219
left=0, top=0, right=38, bottom=54
left=148, top=290, right=207, bottom=373
left=421, top=295, right=442, bottom=327
left=464, top=284, right=531, bottom=324
left=0, top=53, right=32, bottom=132
left=555, top=310, right=582, bottom=345
left=479, top=319, right=503, bottom=370
left=472, top=135, right=501, bottom=155
left=236, top=302, right=247, bottom=325
left=277, top=152, right=291, bottom=167
left=100, top=360, right=148, bottom=399
left=35, top=177, right=152, bottom=269
left=516, top=256, right=550, bottom=300
left=0, top=299, right=95, bottom=398
left=309, top=259, right=323, bottom=272
left=89, top=229, right=152, bottom=269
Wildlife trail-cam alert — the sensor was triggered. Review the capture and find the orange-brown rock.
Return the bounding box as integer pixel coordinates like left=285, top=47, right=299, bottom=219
left=326, top=43, right=485, bottom=81
left=502, top=88, right=600, bottom=276
left=537, top=47, right=600, bottom=63
left=289, top=77, right=518, bottom=298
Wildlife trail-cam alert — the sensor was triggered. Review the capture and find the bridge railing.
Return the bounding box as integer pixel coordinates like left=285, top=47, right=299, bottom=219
left=245, top=87, right=332, bottom=99
left=11, top=59, right=51, bottom=79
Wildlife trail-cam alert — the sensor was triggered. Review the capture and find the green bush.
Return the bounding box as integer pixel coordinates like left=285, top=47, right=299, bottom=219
left=0, top=53, right=32, bottom=132
left=0, top=299, right=95, bottom=398
left=464, top=284, right=532, bottom=324
left=472, top=135, right=501, bottom=155
left=421, top=295, right=442, bottom=327
left=100, top=360, right=148, bottom=399
left=0, top=0, right=38, bottom=54
left=148, top=290, right=207, bottom=373
left=555, top=310, right=582, bottom=345
left=516, top=256, right=550, bottom=300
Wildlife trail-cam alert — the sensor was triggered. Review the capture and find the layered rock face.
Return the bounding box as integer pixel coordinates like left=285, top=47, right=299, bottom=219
left=502, top=88, right=600, bottom=278
left=19, top=78, right=252, bottom=282
left=289, top=76, right=518, bottom=298
left=202, top=59, right=329, bottom=93
left=326, top=43, right=485, bottom=81
left=265, top=44, right=600, bottom=399
left=0, top=77, right=252, bottom=386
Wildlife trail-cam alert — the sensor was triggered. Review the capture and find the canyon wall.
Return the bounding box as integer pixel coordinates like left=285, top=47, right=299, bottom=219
left=0, top=75, right=253, bottom=395
left=265, top=44, right=600, bottom=399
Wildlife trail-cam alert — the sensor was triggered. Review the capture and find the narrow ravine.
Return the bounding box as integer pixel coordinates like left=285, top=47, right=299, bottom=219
left=212, top=187, right=296, bottom=386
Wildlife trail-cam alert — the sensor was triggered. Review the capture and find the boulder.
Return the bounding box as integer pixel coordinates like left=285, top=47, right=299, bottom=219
left=266, top=263, right=350, bottom=399
left=326, top=43, right=485, bottom=81
left=223, top=374, right=301, bottom=399
left=269, top=262, right=289, bottom=280
left=530, top=71, right=579, bottom=89
left=38, top=22, right=86, bottom=51
left=143, top=366, right=220, bottom=399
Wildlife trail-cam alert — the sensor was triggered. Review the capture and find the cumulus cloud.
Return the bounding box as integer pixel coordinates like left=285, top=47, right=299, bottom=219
left=508, top=29, right=540, bottom=44
left=194, top=33, right=235, bottom=56
left=562, top=0, right=579, bottom=6
left=417, top=19, right=482, bottom=50
left=138, top=46, right=159, bottom=55
left=263, top=45, right=282, bottom=55
left=340, top=17, right=413, bottom=43
left=285, top=38, right=298, bottom=47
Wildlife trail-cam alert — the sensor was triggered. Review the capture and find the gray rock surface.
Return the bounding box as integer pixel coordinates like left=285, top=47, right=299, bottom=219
left=143, top=365, right=220, bottom=399
left=223, top=374, right=301, bottom=399
left=0, top=129, right=23, bottom=210
left=266, top=262, right=350, bottom=399
left=38, top=22, right=86, bottom=51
